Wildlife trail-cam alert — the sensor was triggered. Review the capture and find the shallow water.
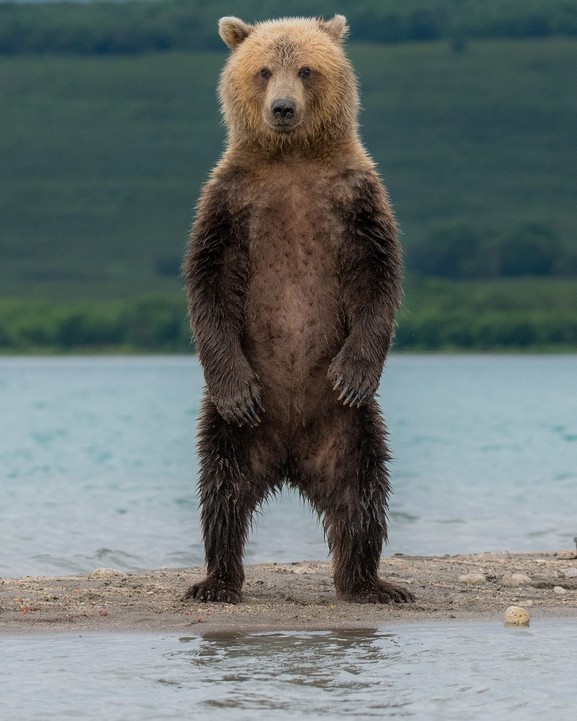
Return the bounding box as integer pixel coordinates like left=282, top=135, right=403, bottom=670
left=2, top=622, right=576, bottom=721
left=1, top=355, right=577, bottom=577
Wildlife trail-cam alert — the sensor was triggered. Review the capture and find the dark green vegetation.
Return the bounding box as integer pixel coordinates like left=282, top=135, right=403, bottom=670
left=0, top=296, right=191, bottom=353
left=1, top=0, right=576, bottom=54
left=399, top=278, right=577, bottom=350
left=3, top=280, right=577, bottom=354
left=1, top=2, right=576, bottom=352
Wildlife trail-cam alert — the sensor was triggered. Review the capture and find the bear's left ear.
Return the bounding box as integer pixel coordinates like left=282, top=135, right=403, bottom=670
left=318, top=15, right=349, bottom=43
left=219, top=17, right=253, bottom=50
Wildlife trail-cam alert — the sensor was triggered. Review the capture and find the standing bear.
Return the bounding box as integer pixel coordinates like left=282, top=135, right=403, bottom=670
left=183, top=15, right=414, bottom=604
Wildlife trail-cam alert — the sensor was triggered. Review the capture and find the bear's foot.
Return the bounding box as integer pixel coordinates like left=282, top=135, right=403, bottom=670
left=184, top=575, right=242, bottom=604
left=338, top=578, right=415, bottom=604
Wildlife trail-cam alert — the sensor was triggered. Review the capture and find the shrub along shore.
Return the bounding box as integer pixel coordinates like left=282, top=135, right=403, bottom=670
left=1, top=277, right=576, bottom=354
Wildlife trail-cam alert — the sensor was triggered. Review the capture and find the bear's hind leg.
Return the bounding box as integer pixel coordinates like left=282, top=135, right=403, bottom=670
left=302, top=405, right=414, bottom=604
left=185, top=401, right=272, bottom=604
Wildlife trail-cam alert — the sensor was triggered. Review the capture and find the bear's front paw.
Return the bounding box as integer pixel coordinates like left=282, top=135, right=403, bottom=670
left=184, top=576, right=242, bottom=604
left=328, top=355, right=378, bottom=408
left=339, top=579, right=415, bottom=604
left=214, top=373, right=263, bottom=427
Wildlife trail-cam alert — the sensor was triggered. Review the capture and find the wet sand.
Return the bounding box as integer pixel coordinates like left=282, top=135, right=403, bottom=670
left=1, top=551, right=576, bottom=634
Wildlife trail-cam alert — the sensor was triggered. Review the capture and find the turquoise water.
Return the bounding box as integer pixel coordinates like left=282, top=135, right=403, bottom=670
left=1, top=355, right=577, bottom=577
left=2, top=622, right=576, bottom=721
left=2, top=355, right=577, bottom=720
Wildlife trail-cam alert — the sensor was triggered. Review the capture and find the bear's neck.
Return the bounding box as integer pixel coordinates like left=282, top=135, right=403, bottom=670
left=227, top=130, right=366, bottom=164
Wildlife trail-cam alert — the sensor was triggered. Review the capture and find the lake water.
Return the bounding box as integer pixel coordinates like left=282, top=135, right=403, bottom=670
left=1, top=355, right=576, bottom=578
left=2, top=355, right=577, bottom=721
left=2, top=622, right=577, bottom=721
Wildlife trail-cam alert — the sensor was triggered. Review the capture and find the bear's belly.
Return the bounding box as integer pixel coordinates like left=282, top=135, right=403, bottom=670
left=243, top=226, right=343, bottom=416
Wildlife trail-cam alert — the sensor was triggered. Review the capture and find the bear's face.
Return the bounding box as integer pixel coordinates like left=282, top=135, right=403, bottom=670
left=218, top=16, right=359, bottom=152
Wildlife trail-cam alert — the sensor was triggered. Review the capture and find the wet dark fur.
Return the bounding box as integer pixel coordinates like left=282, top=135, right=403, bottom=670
left=182, top=17, right=413, bottom=605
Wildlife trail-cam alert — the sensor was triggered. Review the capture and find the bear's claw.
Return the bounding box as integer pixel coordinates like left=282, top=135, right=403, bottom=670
left=340, top=579, right=415, bottom=604
left=334, top=377, right=368, bottom=408
left=184, top=577, right=242, bottom=604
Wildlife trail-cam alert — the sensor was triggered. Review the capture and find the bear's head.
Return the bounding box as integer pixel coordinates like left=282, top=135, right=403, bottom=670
left=218, top=16, right=359, bottom=154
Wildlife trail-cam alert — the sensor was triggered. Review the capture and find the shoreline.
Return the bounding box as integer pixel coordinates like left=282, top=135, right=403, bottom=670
left=2, top=551, right=576, bottom=635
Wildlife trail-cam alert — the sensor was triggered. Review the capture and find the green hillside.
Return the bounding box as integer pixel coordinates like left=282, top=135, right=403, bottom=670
left=1, top=16, right=576, bottom=351
left=2, top=39, right=576, bottom=297
left=2, top=0, right=576, bottom=54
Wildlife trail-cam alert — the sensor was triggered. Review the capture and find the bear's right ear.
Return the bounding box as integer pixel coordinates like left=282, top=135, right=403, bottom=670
left=219, top=17, right=253, bottom=50
left=318, top=15, right=349, bottom=43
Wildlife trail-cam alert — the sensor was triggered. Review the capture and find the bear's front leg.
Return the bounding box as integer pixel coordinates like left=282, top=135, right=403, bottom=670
left=207, top=353, right=263, bottom=428
left=330, top=173, right=402, bottom=408
left=184, top=178, right=263, bottom=429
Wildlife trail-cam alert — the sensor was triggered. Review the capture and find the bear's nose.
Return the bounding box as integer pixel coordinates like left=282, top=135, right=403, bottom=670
left=272, top=98, right=295, bottom=120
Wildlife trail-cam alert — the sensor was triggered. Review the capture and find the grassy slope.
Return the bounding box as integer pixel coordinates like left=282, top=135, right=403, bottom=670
left=1, top=38, right=576, bottom=302
left=1, top=51, right=223, bottom=299
left=1, top=38, right=576, bottom=351
left=355, top=39, right=577, bottom=246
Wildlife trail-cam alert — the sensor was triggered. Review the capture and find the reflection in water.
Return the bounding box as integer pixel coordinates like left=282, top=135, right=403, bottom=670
left=175, top=630, right=406, bottom=714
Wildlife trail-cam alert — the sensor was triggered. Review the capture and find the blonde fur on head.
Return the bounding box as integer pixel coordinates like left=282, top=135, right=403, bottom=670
left=217, top=16, right=359, bottom=156
left=219, top=15, right=349, bottom=51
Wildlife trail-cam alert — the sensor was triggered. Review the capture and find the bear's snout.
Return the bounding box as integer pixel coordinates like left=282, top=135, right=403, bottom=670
left=268, top=96, right=301, bottom=131
left=272, top=98, right=295, bottom=120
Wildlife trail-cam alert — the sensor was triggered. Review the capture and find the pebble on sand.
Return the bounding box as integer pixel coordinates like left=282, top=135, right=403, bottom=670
left=553, top=586, right=567, bottom=595
left=89, top=568, right=125, bottom=579
left=501, top=573, right=532, bottom=587
left=504, top=605, right=531, bottom=626
left=458, top=573, right=486, bottom=585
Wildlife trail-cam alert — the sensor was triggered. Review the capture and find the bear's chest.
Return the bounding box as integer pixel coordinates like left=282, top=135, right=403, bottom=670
left=245, top=170, right=343, bottom=281
left=242, top=169, right=345, bottom=359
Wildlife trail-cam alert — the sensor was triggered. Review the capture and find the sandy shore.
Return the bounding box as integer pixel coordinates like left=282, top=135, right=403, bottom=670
left=1, top=551, right=576, bottom=634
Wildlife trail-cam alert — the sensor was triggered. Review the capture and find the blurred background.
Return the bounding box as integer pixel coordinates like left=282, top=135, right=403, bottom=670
left=1, top=0, right=576, bottom=352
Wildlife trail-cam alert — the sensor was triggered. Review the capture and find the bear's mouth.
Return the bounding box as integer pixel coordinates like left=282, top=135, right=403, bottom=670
left=267, top=117, right=303, bottom=133
left=270, top=121, right=300, bottom=133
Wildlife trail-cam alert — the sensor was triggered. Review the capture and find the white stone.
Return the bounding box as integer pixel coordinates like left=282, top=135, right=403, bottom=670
left=502, top=573, right=532, bottom=587
left=89, top=568, right=124, bottom=579
left=553, top=585, right=567, bottom=595
left=504, top=606, right=530, bottom=626
left=458, top=573, right=486, bottom=585
left=562, top=567, right=577, bottom=578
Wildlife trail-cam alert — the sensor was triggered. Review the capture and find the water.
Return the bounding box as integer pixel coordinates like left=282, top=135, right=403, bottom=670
left=2, top=357, right=577, bottom=719
left=1, top=355, right=577, bottom=577
left=2, top=622, right=576, bottom=721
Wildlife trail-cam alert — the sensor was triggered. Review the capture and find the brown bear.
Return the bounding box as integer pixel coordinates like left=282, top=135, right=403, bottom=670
left=182, top=15, right=414, bottom=605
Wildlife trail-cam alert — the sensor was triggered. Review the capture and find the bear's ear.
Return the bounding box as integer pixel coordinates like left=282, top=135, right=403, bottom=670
left=219, top=17, right=253, bottom=50
left=318, top=15, right=349, bottom=43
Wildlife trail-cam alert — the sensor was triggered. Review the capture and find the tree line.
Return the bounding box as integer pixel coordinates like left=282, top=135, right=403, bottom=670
left=2, top=283, right=576, bottom=353
left=0, top=297, right=192, bottom=353
left=408, top=223, right=577, bottom=279
left=1, top=0, right=576, bottom=55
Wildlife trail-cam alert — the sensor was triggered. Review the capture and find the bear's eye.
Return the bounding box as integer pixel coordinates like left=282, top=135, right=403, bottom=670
left=259, top=68, right=272, bottom=79
left=298, top=67, right=312, bottom=79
